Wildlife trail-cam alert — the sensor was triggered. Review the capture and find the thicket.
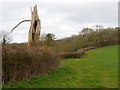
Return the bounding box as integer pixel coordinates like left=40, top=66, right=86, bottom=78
left=2, top=44, right=60, bottom=84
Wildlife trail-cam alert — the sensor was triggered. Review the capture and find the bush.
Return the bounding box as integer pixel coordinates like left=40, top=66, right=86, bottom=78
left=2, top=45, right=60, bottom=84
left=58, top=47, right=96, bottom=58
left=58, top=50, right=84, bottom=58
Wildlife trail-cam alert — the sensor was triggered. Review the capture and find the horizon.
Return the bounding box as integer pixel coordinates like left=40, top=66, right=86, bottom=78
left=0, top=0, right=118, bottom=43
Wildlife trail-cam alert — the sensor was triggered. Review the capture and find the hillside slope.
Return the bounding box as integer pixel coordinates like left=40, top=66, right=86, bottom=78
left=3, top=45, right=118, bottom=88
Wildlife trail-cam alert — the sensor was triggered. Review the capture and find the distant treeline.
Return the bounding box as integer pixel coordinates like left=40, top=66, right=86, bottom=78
left=52, top=26, right=119, bottom=52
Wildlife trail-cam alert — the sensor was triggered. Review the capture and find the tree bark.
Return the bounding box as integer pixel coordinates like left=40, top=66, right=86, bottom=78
left=28, top=5, right=41, bottom=46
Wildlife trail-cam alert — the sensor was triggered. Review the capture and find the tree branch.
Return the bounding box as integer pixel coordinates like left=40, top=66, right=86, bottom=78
left=11, top=20, right=31, bottom=33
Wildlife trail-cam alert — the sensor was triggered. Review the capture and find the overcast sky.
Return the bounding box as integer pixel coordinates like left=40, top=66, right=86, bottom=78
left=0, top=0, right=119, bottom=43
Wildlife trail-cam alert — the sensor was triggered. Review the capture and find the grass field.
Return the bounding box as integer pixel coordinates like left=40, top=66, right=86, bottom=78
left=3, top=45, right=118, bottom=88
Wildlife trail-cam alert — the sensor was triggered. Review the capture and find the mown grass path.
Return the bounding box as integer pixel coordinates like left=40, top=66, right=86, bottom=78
left=3, top=45, right=118, bottom=88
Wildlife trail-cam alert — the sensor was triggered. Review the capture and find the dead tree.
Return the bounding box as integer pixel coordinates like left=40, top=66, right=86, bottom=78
left=0, top=31, right=12, bottom=46
left=11, top=5, right=41, bottom=46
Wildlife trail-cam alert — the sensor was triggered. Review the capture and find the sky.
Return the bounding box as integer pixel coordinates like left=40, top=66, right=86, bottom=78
left=0, top=0, right=119, bottom=43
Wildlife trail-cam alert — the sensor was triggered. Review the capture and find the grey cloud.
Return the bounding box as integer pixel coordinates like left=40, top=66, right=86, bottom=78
left=61, top=2, right=117, bottom=24
left=0, top=1, right=118, bottom=43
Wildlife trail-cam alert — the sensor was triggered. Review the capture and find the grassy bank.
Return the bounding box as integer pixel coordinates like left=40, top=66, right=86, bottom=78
left=3, top=45, right=118, bottom=88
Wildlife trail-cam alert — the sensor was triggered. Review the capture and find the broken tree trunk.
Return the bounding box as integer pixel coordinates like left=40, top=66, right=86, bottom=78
left=28, top=5, right=41, bottom=46
left=11, top=5, right=41, bottom=47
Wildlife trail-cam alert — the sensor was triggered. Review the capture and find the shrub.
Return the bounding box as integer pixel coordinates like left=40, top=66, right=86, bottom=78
left=58, top=47, right=96, bottom=58
left=2, top=45, right=60, bottom=84
left=58, top=50, right=84, bottom=58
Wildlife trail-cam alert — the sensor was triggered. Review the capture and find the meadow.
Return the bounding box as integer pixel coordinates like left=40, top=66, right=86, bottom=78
left=3, top=45, right=118, bottom=88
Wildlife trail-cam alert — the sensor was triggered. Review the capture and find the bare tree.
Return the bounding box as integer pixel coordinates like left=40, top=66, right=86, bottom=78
left=80, top=28, right=93, bottom=35
left=93, top=25, right=104, bottom=32
left=0, top=31, right=12, bottom=45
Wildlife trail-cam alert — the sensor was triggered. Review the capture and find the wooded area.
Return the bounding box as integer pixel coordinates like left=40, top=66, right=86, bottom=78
left=41, top=26, right=119, bottom=52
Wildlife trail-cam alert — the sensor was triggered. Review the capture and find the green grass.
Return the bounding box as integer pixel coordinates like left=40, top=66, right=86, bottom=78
left=3, top=45, right=118, bottom=88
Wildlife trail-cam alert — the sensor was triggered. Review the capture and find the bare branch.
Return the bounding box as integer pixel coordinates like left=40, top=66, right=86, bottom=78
left=0, top=31, right=12, bottom=45
left=11, top=20, right=31, bottom=33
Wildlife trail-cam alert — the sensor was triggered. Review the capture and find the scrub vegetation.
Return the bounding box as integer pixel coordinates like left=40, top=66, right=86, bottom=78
left=3, top=45, right=118, bottom=88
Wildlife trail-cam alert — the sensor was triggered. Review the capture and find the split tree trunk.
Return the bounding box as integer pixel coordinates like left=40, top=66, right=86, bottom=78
left=11, top=5, right=41, bottom=46
left=28, top=5, right=41, bottom=46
